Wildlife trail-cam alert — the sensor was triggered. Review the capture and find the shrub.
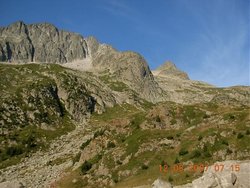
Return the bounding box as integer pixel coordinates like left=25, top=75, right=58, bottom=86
left=170, top=119, right=177, bottom=125
left=221, top=140, right=229, bottom=146
left=116, top=160, right=122, bottom=165
left=6, top=146, right=23, bottom=157
left=80, top=139, right=91, bottom=150
left=237, top=133, right=244, bottom=139
left=81, top=160, right=92, bottom=174
left=113, top=177, right=118, bottom=183
left=174, top=157, right=180, bottom=164
left=179, top=148, right=189, bottom=156
left=168, top=176, right=173, bottom=182
left=94, top=129, right=105, bottom=138
left=204, top=151, right=212, bottom=158
left=190, top=150, right=201, bottom=159
left=23, top=134, right=37, bottom=148
left=167, top=136, right=174, bottom=140
left=246, top=130, right=250, bottom=135
left=198, top=135, right=203, bottom=141
left=203, top=114, right=210, bottom=119
left=155, top=116, right=161, bottom=122
left=141, top=164, right=148, bottom=170
left=203, top=145, right=208, bottom=152
left=107, top=141, right=116, bottom=148
left=226, top=148, right=233, bottom=154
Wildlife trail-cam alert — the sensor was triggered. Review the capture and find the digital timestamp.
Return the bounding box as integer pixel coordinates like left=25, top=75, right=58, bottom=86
left=159, top=163, right=241, bottom=173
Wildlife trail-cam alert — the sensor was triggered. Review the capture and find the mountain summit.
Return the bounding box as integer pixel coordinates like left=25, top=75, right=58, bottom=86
left=153, top=61, right=189, bottom=80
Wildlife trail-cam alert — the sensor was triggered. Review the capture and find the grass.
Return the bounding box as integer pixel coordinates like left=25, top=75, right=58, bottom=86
left=2, top=63, right=249, bottom=187
left=182, top=106, right=206, bottom=126
left=99, top=74, right=130, bottom=92
left=54, top=101, right=250, bottom=187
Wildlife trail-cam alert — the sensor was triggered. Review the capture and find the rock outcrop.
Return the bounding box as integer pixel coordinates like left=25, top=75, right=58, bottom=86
left=152, top=178, right=173, bottom=188
left=85, top=37, right=164, bottom=102
left=0, top=21, right=88, bottom=63
left=153, top=160, right=250, bottom=188
left=188, top=160, right=250, bottom=188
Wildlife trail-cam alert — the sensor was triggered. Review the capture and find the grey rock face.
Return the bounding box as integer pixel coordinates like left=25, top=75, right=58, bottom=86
left=0, top=21, right=88, bottom=63
left=85, top=39, right=164, bottom=102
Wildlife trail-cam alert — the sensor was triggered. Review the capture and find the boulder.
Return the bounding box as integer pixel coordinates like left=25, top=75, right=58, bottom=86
left=152, top=178, right=172, bottom=188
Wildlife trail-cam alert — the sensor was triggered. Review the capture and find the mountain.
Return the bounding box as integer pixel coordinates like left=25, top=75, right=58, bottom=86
left=0, top=21, right=164, bottom=103
left=0, top=21, right=249, bottom=188
left=152, top=61, right=189, bottom=80
left=152, top=62, right=249, bottom=105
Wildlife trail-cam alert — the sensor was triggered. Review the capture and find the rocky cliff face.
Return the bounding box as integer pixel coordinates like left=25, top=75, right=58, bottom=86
left=0, top=21, right=88, bottom=63
left=0, top=21, right=164, bottom=103
left=85, top=36, right=164, bottom=102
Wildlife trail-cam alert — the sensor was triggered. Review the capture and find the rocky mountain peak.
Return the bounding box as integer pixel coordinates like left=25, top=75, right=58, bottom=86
left=153, top=61, right=189, bottom=80
left=157, top=61, right=178, bottom=71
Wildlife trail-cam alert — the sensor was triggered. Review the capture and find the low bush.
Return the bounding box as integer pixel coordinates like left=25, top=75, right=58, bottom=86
left=190, top=150, right=201, bottom=159
left=80, top=139, right=91, bottom=150
left=81, top=160, right=92, bottom=174
left=179, top=148, right=189, bottom=156
left=6, top=145, right=23, bottom=157
left=107, top=141, right=116, bottom=148
left=198, top=135, right=203, bottom=141
left=237, top=133, right=244, bottom=139
left=141, top=164, right=148, bottom=170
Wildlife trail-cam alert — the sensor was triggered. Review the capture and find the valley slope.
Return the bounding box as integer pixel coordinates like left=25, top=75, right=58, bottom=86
left=0, top=21, right=249, bottom=188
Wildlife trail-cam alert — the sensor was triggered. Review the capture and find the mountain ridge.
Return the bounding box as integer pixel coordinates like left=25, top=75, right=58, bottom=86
left=0, top=21, right=250, bottom=188
left=1, top=21, right=249, bottom=106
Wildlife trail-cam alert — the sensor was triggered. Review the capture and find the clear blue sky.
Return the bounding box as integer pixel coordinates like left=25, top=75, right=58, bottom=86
left=1, top=0, right=249, bottom=87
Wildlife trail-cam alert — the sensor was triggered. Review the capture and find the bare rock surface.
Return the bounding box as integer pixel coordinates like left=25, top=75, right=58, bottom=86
left=189, top=160, right=250, bottom=188
left=153, top=61, right=189, bottom=80
left=152, top=178, right=173, bottom=188
left=0, top=21, right=88, bottom=63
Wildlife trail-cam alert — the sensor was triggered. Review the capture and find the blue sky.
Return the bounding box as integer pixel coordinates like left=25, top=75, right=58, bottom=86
left=0, top=0, right=249, bottom=87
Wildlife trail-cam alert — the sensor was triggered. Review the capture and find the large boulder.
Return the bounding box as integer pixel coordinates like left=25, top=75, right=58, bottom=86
left=152, top=178, right=172, bottom=188
left=174, top=160, right=250, bottom=188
